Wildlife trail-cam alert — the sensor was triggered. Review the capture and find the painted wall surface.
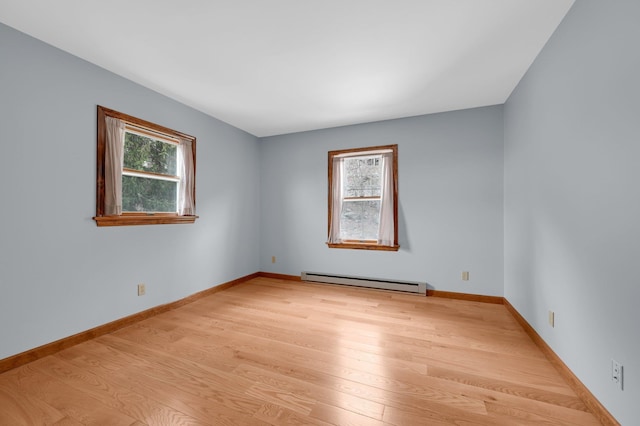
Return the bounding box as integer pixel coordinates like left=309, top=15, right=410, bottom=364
left=504, top=1, right=640, bottom=423
left=0, top=23, right=261, bottom=360
left=260, top=106, right=504, bottom=296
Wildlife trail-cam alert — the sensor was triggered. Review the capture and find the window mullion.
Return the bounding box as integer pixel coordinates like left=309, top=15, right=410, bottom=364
left=343, top=196, right=381, bottom=201
left=122, top=168, right=180, bottom=182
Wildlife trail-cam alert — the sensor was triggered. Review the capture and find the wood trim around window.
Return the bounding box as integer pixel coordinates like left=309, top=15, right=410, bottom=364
left=94, top=106, right=197, bottom=227
left=327, top=242, right=400, bottom=251
left=94, top=213, right=197, bottom=227
left=327, top=144, right=399, bottom=251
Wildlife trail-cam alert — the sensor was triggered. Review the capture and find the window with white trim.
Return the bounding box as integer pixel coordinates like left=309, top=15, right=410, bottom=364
left=94, top=106, right=197, bottom=227
left=327, top=145, right=399, bottom=251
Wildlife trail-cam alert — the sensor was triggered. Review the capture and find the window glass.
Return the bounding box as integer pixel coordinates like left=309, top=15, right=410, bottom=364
left=340, top=199, right=381, bottom=240
left=122, top=175, right=177, bottom=213
left=122, top=131, right=179, bottom=213
left=343, top=156, right=381, bottom=197
left=123, top=132, right=177, bottom=175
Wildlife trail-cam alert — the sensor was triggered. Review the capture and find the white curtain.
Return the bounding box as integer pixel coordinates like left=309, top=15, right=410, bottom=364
left=378, top=152, right=395, bottom=246
left=104, top=116, right=125, bottom=215
left=178, top=138, right=195, bottom=215
left=327, top=157, right=344, bottom=243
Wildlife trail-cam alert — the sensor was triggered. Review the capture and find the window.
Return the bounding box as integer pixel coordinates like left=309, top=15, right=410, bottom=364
left=122, top=130, right=178, bottom=213
left=94, top=106, right=197, bottom=226
left=327, top=145, right=399, bottom=251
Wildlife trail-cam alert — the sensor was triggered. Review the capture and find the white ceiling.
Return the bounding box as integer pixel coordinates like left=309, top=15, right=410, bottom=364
left=0, top=0, right=574, bottom=137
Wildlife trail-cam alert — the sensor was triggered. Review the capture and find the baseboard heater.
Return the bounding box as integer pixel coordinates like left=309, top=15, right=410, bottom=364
left=301, top=272, right=426, bottom=295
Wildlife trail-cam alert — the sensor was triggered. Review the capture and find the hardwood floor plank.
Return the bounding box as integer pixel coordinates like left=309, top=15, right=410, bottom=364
left=62, top=336, right=267, bottom=424
left=428, top=365, right=587, bottom=410
left=37, top=355, right=202, bottom=425
left=0, top=380, right=65, bottom=425
left=245, top=382, right=316, bottom=416
left=109, top=367, right=268, bottom=426
left=308, top=401, right=386, bottom=426
left=0, top=277, right=604, bottom=425
left=253, top=403, right=333, bottom=426
left=382, top=403, right=499, bottom=426
left=4, top=362, right=138, bottom=425
left=416, top=344, right=574, bottom=395
left=485, top=401, right=603, bottom=426
left=179, top=308, right=430, bottom=374
left=233, top=362, right=387, bottom=419
left=52, top=417, right=86, bottom=426
left=232, top=348, right=488, bottom=417
left=99, top=336, right=263, bottom=414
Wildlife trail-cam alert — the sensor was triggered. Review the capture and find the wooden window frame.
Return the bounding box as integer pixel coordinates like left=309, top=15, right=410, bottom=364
left=327, top=144, right=399, bottom=251
left=94, top=106, right=198, bottom=227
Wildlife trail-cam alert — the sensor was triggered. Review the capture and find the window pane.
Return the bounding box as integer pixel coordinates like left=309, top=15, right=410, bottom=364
left=340, top=200, right=381, bottom=240
left=343, top=156, right=382, bottom=197
left=122, top=175, right=177, bottom=212
left=124, top=132, right=177, bottom=176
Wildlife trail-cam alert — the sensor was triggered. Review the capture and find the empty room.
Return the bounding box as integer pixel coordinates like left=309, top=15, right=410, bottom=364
left=0, top=1, right=637, bottom=425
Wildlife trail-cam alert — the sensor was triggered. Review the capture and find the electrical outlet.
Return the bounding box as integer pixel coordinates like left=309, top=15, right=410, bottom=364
left=461, top=271, right=469, bottom=281
left=612, top=359, right=623, bottom=390
left=137, top=284, right=146, bottom=296
left=271, top=256, right=276, bottom=264
left=548, top=311, right=555, bottom=328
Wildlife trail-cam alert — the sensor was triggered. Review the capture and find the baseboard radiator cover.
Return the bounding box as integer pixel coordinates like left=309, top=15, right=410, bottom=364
left=301, top=272, right=426, bottom=295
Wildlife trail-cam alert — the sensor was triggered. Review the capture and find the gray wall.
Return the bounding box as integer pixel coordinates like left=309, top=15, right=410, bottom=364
left=504, top=1, right=639, bottom=423
left=0, top=23, right=261, bottom=360
left=260, top=106, right=504, bottom=297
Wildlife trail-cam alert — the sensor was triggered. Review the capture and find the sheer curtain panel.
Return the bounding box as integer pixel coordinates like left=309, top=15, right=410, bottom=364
left=104, top=116, right=125, bottom=215
left=178, top=138, right=195, bottom=215
left=378, top=152, right=395, bottom=246
left=328, top=157, right=344, bottom=243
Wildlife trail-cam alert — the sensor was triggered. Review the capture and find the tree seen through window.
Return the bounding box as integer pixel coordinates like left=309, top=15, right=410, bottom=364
left=122, top=132, right=178, bottom=212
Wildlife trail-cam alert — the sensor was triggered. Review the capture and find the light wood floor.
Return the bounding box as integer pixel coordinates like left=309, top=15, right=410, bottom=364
left=0, top=277, right=602, bottom=425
